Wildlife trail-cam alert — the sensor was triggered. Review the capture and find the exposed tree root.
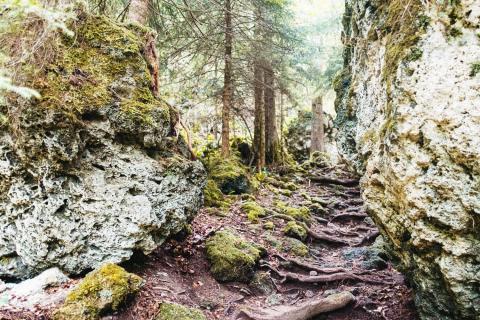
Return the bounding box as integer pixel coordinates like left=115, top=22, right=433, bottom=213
left=309, top=176, right=359, bottom=187
left=237, top=291, right=355, bottom=320
left=307, top=228, right=352, bottom=245
left=263, top=264, right=391, bottom=285
left=330, top=212, right=368, bottom=221
left=354, top=230, right=380, bottom=247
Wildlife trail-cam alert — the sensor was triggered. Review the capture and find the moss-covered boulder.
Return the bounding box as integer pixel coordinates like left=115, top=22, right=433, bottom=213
left=202, top=151, right=252, bottom=195
left=283, top=221, right=307, bottom=241
left=205, top=230, right=265, bottom=282
left=203, top=179, right=231, bottom=209
left=53, top=264, right=143, bottom=320
left=155, top=302, right=206, bottom=320
left=0, top=9, right=206, bottom=279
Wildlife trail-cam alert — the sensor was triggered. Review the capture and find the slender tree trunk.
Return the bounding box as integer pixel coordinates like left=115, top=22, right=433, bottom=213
left=221, top=0, right=233, bottom=157
left=253, top=60, right=265, bottom=169
left=310, top=96, right=325, bottom=153
left=264, top=64, right=280, bottom=165
left=127, top=0, right=150, bottom=24
left=280, top=91, right=284, bottom=162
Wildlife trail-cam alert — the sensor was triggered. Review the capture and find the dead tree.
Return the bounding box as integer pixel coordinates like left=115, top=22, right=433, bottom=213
left=310, top=95, right=325, bottom=154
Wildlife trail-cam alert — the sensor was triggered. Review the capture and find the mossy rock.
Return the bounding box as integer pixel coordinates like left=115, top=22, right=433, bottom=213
left=275, top=201, right=311, bottom=224
left=205, top=230, right=266, bottom=282
left=249, top=271, right=276, bottom=295
left=53, top=264, right=143, bottom=320
left=282, top=238, right=309, bottom=257
left=204, top=179, right=231, bottom=209
left=242, top=201, right=266, bottom=223
left=155, top=302, right=206, bottom=320
left=283, top=221, right=307, bottom=241
left=202, top=151, right=252, bottom=195
left=263, top=221, right=275, bottom=230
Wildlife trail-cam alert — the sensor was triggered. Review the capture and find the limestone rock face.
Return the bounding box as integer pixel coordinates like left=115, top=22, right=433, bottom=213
left=0, top=13, right=205, bottom=279
left=335, top=1, right=480, bottom=319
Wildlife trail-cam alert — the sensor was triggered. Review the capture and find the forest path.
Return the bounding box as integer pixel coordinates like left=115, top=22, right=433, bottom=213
left=116, top=164, right=418, bottom=320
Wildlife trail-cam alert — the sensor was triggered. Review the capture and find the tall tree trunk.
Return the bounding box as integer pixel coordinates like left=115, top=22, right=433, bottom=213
left=310, top=96, right=325, bottom=154
left=280, top=91, right=284, bottom=162
left=253, top=60, right=265, bottom=169
left=127, top=0, right=150, bottom=24
left=221, top=0, right=233, bottom=157
left=264, top=64, right=280, bottom=165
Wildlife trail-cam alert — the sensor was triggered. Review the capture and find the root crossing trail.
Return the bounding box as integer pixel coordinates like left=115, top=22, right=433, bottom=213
left=116, top=164, right=418, bottom=320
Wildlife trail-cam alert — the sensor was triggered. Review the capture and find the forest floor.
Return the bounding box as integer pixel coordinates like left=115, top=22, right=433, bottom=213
left=112, top=164, right=419, bottom=320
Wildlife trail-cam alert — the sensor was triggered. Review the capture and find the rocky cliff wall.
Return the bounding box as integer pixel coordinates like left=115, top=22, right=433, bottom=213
left=0, top=12, right=205, bottom=279
left=335, top=0, right=480, bottom=319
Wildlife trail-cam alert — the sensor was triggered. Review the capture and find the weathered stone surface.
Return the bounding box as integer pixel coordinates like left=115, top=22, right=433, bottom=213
left=0, top=13, right=205, bottom=279
left=335, top=1, right=480, bottom=319
left=0, top=268, right=74, bottom=311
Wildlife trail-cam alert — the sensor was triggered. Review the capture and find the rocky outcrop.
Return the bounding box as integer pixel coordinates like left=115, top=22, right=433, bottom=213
left=335, top=0, right=480, bottom=319
left=0, top=12, right=205, bottom=279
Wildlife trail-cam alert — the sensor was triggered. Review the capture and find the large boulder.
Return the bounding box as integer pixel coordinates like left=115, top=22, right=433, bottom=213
left=0, top=12, right=205, bottom=279
left=335, top=0, right=480, bottom=319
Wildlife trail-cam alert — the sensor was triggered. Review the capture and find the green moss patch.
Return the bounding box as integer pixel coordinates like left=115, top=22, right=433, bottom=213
left=242, top=201, right=266, bottom=223
left=155, top=302, right=206, bottom=320
left=275, top=201, right=311, bottom=224
left=283, top=221, right=307, bottom=241
left=204, top=179, right=231, bottom=209
left=53, top=264, right=143, bottom=320
left=205, top=230, right=265, bottom=282
left=470, top=63, right=480, bottom=77
left=282, top=238, right=309, bottom=257
left=31, top=14, right=168, bottom=125
left=202, top=151, right=252, bottom=195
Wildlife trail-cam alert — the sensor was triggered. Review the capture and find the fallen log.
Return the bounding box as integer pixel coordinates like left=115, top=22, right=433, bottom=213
left=237, top=291, right=355, bottom=320
left=309, top=176, right=359, bottom=187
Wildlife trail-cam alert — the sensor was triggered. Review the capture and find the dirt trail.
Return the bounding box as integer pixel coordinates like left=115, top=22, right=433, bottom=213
left=116, top=165, right=418, bottom=320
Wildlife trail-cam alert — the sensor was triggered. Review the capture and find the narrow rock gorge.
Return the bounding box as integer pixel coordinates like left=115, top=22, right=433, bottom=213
left=335, top=0, right=480, bottom=319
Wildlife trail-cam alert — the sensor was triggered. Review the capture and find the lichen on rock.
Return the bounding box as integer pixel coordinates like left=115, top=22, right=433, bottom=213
left=53, top=264, right=143, bottom=320
left=335, top=0, right=480, bottom=318
left=205, top=230, right=266, bottom=282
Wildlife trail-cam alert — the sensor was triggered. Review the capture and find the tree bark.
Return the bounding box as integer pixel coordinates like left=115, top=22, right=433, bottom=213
left=127, top=0, right=150, bottom=25
left=253, top=61, right=265, bottom=169
left=310, top=96, right=325, bottom=154
left=221, top=0, right=233, bottom=157
left=264, top=64, right=280, bottom=165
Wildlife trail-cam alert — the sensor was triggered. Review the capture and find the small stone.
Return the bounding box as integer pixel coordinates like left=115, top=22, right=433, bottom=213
left=305, top=290, right=315, bottom=298
left=250, top=272, right=276, bottom=295
left=309, top=271, right=318, bottom=276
